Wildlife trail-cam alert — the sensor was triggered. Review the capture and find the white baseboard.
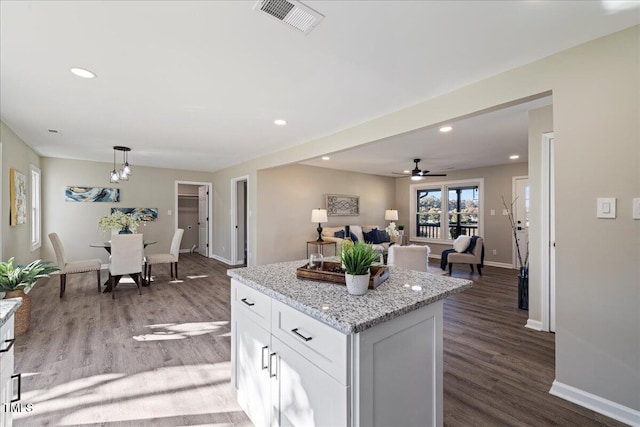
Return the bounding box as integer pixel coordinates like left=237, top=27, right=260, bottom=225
left=179, top=249, right=191, bottom=253
left=550, top=380, right=640, bottom=426
left=525, top=319, right=543, bottom=331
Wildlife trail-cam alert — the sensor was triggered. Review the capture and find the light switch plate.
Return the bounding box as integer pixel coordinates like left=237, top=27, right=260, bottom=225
left=597, top=197, right=616, bottom=219
left=633, top=198, right=640, bottom=219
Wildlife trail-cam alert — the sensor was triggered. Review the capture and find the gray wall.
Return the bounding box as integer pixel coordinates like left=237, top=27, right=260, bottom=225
left=212, top=27, right=639, bottom=411
left=394, top=162, right=528, bottom=266
left=1, top=121, right=41, bottom=264
left=257, top=164, right=396, bottom=264
left=40, top=157, right=214, bottom=265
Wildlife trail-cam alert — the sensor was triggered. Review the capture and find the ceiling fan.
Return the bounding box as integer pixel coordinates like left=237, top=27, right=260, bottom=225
left=392, top=158, right=447, bottom=180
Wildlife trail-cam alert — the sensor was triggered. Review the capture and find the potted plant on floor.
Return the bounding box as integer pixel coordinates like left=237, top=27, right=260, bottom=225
left=341, top=242, right=379, bottom=296
left=0, top=258, right=58, bottom=336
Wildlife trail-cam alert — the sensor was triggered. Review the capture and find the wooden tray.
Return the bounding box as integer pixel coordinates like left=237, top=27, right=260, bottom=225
left=296, top=261, right=389, bottom=289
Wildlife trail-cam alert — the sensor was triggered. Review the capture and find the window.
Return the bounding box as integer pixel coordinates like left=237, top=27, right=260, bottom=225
left=410, top=179, right=483, bottom=242
left=30, top=165, right=41, bottom=251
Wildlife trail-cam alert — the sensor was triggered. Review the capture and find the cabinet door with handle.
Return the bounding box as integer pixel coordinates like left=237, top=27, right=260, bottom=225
left=235, top=313, right=271, bottom=427
left=270, top=336, right=348, bottom=427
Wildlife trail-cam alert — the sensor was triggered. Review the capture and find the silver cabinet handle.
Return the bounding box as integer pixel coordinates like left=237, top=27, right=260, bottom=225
left=291, top=328, right=312, bottom=342
left=11, top=373, right=21, bottom=403
left=0, top=338, right=15, bottom=353
left=241, top=298, right=255, bottom=307
left=261, top=346, right=269, bottom=370
left=269, top=352, right=277, bottom=378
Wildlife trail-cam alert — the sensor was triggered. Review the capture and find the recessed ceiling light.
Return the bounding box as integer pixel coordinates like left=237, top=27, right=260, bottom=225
left=439, top=126, right=453, bottom=133
left=70, top=67, right=96, bottom=79
left=509, top=154, right=520, bottom=160
left=322, top=156, right=330, bottom=161
left=274, top=119, right=287, bottom=126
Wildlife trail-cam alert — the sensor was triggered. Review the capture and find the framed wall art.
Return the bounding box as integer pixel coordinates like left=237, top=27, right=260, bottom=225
left=111, top=207, right=158, bottom=221
left=9, top=168, right=27, bottom=226
left=65, top=186, right=120, bottom=202
left=326, top=194, right=359, bottom=216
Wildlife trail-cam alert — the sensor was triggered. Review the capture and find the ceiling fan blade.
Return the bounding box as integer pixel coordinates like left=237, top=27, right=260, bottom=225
left=391, top=172, right=410, bottom=175
left=422, top=173, right=447, bottom=177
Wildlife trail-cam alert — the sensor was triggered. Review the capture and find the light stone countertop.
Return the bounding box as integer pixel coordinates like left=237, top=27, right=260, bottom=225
left=0, top=298, right=23, bottom=328
left=228, top=259, right=472, bottom=334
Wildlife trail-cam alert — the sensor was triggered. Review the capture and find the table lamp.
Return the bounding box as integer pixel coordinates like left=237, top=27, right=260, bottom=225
left=311, top=208, right=328, bottom=242
left=385, top=209, right=398, bottom=222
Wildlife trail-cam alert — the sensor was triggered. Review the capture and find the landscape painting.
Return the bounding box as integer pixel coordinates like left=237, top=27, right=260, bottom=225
left=111, top=207, right=158, bottom=221
left=66, top=186, right=120, bottom=202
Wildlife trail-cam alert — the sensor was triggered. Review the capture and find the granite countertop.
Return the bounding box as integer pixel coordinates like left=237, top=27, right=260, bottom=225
left=0, top=298, right=23, bottom=328
left=228, top=260, right=472, bottom=334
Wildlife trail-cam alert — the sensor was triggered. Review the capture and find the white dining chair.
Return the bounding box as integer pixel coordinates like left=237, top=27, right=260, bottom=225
left=109, top=233, right=144, bottom=299
left=144, top=228, right=184, bottom=283
left=387, top=245, right=431, bottom=272
left=49, top=232, right=102, bottom=297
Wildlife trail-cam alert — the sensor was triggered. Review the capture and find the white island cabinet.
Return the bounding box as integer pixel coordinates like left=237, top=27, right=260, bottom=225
left=229, top=261, right=471, bottom=427
left=1, top=298, right=22, bottom=427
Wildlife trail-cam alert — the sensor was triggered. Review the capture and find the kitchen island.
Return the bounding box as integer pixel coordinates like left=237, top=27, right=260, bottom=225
left=228, top=260, right=471, bottom=427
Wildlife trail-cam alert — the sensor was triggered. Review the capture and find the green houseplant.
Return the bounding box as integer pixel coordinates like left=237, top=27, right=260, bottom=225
left=341, top=242, right=379, bottom=295
left=1, top=258, right=58, bottom=336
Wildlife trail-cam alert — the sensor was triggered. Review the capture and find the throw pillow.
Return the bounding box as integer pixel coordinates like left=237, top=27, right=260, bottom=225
left=363, top=229, right=377, bottom=243
left=453, top=235, right=471, bottom=253
left=379, top=230, right=391, bottom=242
left=334, top=229, right=359, bottom=242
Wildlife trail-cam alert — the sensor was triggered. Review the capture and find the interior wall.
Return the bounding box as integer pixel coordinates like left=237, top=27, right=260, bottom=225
left=212, top=27, right=639, bottom=412
left=527, top=105, right=554, bottom=326
left=41, top=157, right=214, bottom=265
left=1, top=121, right=41, bottom=263
left=257, top=164, right=396, bottom=264
left=394, top=162, right=527, bottom=266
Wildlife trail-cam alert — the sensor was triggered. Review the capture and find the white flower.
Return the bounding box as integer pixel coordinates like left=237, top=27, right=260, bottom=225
left=98, top=211, right=140, bottom=232
left=385, top=221, right=400, bottom=237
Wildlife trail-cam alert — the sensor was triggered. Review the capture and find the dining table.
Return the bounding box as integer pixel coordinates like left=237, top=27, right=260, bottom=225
left=90, top=240, right=157, bottom=291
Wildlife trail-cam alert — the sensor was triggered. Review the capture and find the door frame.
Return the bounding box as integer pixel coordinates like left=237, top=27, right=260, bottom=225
left=175, top=180, right=213, bottom=258
left=540, top=132, right=555, bottom=332
left=231, top=175, right=249, bottom=266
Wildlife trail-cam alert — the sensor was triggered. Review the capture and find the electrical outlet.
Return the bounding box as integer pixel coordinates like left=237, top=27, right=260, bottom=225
left=492, top=249, right=497, bottom=256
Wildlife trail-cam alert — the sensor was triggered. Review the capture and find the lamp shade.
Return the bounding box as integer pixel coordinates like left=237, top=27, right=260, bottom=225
left=385, top=210, right=398, bottom=221
left=311, top=209, right=328, bottom=223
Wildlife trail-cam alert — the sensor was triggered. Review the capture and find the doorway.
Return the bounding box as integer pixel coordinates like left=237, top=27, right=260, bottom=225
left=231, top=176, right=248, bottom=266
left=176, top=181, right=212, bottom=257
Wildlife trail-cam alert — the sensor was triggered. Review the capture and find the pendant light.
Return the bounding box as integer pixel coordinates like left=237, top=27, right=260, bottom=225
left=109, top=146, right=132, bottom=183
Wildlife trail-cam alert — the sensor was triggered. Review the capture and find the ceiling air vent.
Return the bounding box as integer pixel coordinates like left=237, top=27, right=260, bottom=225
left=254, top=0, right=324, bottom=35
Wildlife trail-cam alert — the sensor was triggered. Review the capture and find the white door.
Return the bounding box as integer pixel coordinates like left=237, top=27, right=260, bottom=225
left=236, top=314, right=271, bottom=427
left=197, top=186, right=208, bottom=256
left=270, top=336, right=347, bottom=427
left=514, top=177, right=530, bottom=269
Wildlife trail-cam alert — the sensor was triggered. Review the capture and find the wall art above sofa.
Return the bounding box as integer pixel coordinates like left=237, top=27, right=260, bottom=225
left=326, top=194, right=359, bottom=216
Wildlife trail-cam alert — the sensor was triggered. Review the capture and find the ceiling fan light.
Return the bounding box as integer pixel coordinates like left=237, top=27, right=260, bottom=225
left=411, top=176, right=422, bottom=181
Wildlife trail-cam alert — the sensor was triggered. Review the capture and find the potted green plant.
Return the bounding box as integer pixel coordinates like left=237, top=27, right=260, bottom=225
left=341, top=242, right=379, bottom=296
left=0, top=258, right=58, bottom=336
left=98, top=211, right=140, bottom=234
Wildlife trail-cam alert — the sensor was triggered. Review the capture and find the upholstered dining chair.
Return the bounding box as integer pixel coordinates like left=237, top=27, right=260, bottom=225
left=387, top=245, right=431, bottom=272
left=49, top=232, right=102, bottom=297
left=144, top=228, right=184, bottom=284
left=109, top=233, right=144, bottom=299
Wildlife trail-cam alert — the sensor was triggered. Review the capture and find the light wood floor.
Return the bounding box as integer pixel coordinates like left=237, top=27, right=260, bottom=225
left=12, top=254, right=624, bottom=426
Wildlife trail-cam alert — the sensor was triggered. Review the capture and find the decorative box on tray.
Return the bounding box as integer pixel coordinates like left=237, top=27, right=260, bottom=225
left=296, top=261, right=389, bottom=289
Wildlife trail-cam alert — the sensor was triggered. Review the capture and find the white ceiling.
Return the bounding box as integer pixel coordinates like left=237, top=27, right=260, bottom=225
left=1, top=1, right=638, bottom=174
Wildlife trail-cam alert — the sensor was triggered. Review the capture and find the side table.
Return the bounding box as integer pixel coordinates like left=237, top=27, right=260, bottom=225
left=306, top=240, right=337, bottom=258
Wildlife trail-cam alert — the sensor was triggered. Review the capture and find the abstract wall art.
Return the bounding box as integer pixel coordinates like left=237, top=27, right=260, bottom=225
left=9, top=168, right=27, bottom=226
left=111, top=207, right=158, bottom=221
left=65, top=186, right=120, bottom=202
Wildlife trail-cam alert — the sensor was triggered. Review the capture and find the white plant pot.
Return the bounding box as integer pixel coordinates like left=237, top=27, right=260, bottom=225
left=345, top=272, right=370, bottom=296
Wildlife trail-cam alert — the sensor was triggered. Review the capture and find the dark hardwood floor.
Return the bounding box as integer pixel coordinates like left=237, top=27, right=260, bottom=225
left=10, top=254, right=624, bottom=426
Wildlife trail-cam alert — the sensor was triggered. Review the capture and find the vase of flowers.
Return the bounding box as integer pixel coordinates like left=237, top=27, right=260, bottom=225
left=98, top=211, right=141, bottom=235
left=502, top=196, right=529, bottom=310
